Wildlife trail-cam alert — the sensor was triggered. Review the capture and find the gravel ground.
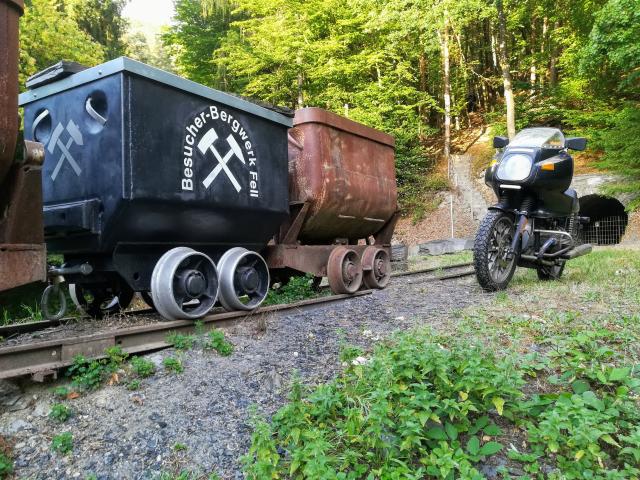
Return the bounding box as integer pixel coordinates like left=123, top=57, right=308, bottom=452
left=0, top=272, right=491, bottom=480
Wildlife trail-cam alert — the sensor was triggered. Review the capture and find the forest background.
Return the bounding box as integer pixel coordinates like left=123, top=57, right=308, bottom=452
left=18, top=0, right=640, bottom=210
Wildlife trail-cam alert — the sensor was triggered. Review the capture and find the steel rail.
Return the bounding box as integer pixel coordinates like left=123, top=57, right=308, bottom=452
left=0, top=291, right=372, bottom=380
left=0, top=262, right=476, bottom=380
left=391, top=261, right=473, bottom=278
left=0, top=262, right=474, bottom=339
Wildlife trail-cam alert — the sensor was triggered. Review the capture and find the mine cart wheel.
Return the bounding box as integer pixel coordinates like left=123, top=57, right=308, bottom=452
left=362, top=246, right=391, bottom=289
left=218, top=247, right=270, bottom=311
left=327, top=246, right=363, bottom=294
left=537, top=260, right=566, bottom=281
left=69, top=282, right=134, bottom=318
left=151, top=247, right=219, bottom=321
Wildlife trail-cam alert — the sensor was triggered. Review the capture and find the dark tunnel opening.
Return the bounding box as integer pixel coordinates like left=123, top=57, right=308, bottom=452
left=579, top=194, right=628, bottom=245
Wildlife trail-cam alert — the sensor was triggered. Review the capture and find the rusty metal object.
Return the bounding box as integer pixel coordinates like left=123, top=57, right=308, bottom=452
left=327, top=246, right=363, bottom=294
left=0, top=290, right=372, bottom=379
left=23, top=139, right=45, bottom=166
left=288, top=108, right=398, bottom=243
left=0, top=244, right=46, bottom=291
left=0, top=153, right=47, bottom=290
left=0, top=0, right=47, bottom=292
left=0, top=161, right=45, bottom=245
left=362, top=246, right=391, bottom=289
left=0, top=0, right=23, bottom=183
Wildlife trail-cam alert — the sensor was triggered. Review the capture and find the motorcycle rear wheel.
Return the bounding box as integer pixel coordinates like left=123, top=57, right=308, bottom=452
left=474, top=210, right=517, bottom=291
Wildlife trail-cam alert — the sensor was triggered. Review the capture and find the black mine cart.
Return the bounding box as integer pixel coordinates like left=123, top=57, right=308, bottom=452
left=20, top=57, right=292, bottom=320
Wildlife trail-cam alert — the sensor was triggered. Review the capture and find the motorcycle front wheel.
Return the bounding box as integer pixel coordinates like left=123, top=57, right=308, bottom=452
left=474, top=210, right=517, bottom=291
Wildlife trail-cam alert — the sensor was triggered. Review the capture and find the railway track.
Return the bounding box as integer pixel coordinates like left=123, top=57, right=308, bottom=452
left=0, top=262, right=474, bottom=380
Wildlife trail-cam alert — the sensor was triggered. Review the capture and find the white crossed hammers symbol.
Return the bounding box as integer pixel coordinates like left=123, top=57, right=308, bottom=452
left=48, top=120, right=84, bottom=181
left=198, top=128, right=246, bottom=192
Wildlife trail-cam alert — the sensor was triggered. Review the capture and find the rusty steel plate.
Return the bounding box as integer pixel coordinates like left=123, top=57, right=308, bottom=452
left=0, top=244, right=46, bottom=291
left=0, top=0, right=22, bottom=182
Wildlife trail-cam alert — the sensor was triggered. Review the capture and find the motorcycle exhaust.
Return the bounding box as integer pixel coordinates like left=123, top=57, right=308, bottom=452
left=560, top=243, right=593, bottom=260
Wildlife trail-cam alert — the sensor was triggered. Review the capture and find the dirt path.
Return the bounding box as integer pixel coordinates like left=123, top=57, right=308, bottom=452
left=0, top=273, right=490, bottom=480
left=451, top=153, right=488, bottom=222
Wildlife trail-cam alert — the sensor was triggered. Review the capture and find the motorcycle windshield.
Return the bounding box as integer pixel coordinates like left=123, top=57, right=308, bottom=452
left=509, top=128, right=565, bottom=149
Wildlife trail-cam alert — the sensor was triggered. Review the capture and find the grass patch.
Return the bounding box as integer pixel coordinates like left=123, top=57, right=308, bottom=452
left=130, top=356, right=156, bottom=378
left=243, top=247, right=640, bottom=478
left=163, top=356, right=184, bottom=374
left=166, top=332, right=196, bottom=351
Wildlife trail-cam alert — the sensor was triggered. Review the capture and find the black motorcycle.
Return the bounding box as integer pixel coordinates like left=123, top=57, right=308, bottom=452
left=474, top=127, right=593, bottom=291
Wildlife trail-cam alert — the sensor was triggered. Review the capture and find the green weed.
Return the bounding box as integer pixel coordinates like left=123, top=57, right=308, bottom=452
left=105, top=345, right=128, bottom=366
left=51, top=432, right=73, bottom=455
left=130, top=356, right=156, bottom=378
left=0, top=451, right=12, bottom=478
left=204, top=330, right=234, bottom=356
left=49, top=403, right=72, bottom=423
left=127, top=380, right=141, bottom=391
left=167, top=332, right=195, bottom=351
left=20, top=303, right=43, bottom=321
left=67, top=355, right=108, bottom=390
left=263, top=274, right=319, bottom=306
left=52, top=386, right=70, bottom=399
left=163, top=356, right=183, bottom=374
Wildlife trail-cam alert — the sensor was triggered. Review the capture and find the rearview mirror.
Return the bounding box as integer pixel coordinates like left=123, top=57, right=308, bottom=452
left=493, top=136, right=509, bottom=148
left=565, top=137, right=587, bottom=151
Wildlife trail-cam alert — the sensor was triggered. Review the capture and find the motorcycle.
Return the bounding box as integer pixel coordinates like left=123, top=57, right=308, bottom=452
left=474, top=127, right=593, bottom=291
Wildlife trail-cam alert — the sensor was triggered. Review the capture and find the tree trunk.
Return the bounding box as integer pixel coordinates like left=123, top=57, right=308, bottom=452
left=440, top=11, right=452, bottom=173
left=549, top=21, right=559, bottom=87
left=496, top=0, right=516, bottom=139
left=540, top=16, right=548, bottom=89
left=529, top=19, right=537, bottom=96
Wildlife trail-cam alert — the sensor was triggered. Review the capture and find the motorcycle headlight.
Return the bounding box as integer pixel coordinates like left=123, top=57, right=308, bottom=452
left=496, top=153, right=533, bottom=181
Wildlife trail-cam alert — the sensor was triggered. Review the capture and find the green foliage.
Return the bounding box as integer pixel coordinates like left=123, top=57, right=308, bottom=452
left=49, top=403, right=73, bottom=423
left=52, top=386, right=70, bottom=399
left=173, top=443, right=187, bottom=452
left=511, top=327, right=640, bottom=478
left=127, top=380, right=141, bottom=391
left=67, top=355, right=108, bottom=390
left=204, top=330, right=234, bottom=356
left=130, top=356, right=156, bottom=378
left=19, top=0, right=105, bottom=87
left=163, top=356, right=184, bottom=374
left=338, top=343, right=364, bottom=363
left=162, top=0, right=234, bottom=87
left=105, top=345, right=128, bottom=366
left=243, top=332, right=523, bottom=478
left=167, top=332, right=196, bottom=351
left=51, top=432, right=73, bottom=455
left=263, top=275, right=318, bottom=306
left=0, top=451, right=12, bottom=479
left=67, top=0, right=129, bottom=59
left=580, top=0, right=640, bottom=96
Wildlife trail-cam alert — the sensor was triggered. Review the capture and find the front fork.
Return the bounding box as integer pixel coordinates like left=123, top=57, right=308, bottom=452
left=506, top=214, right=532, bottom=261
